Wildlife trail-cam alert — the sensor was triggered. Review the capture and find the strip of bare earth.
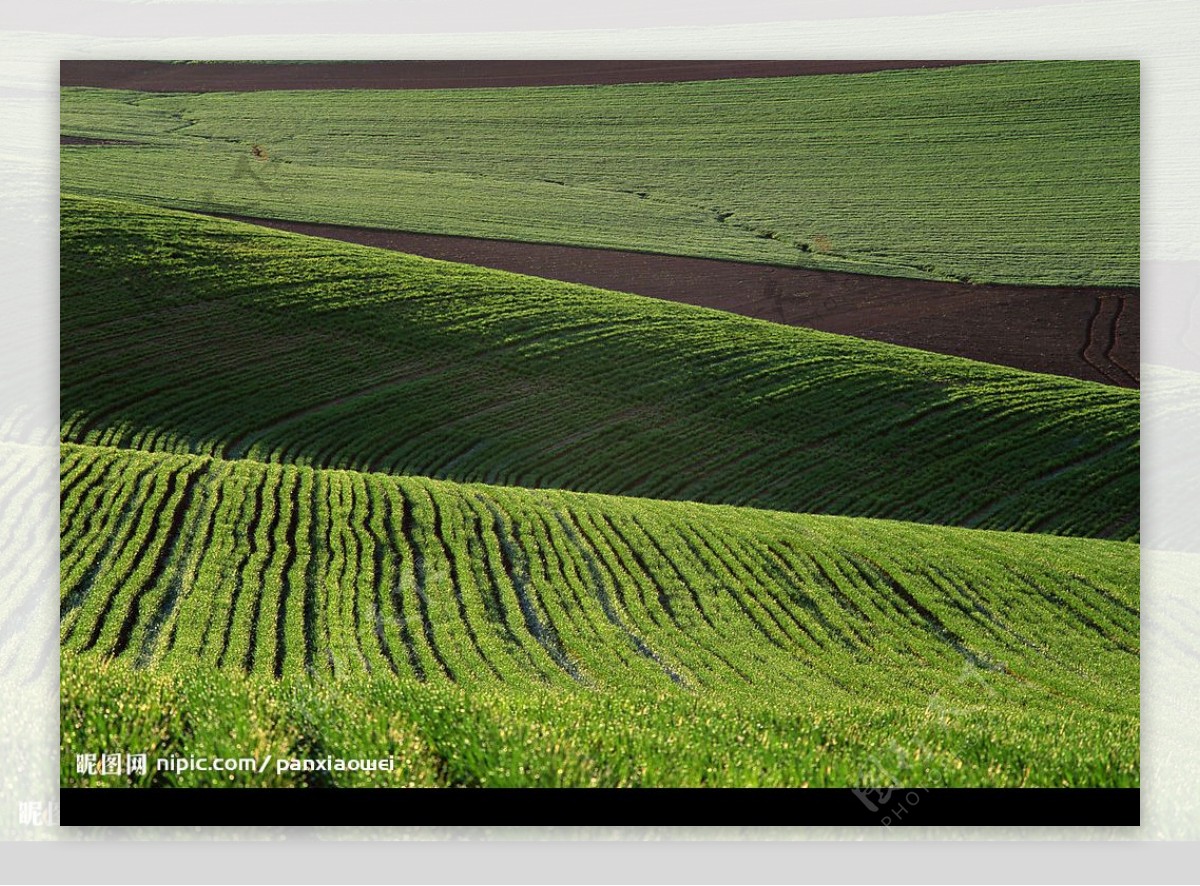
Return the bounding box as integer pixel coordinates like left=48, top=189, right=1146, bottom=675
left=209, top=214, right=1139, bottom=388
left=59, top=60, right=997, bottom=92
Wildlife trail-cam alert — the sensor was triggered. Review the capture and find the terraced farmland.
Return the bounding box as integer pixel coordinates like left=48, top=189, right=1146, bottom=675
left=62, top=196, right=1138, bottom=541
left=60, top=60, right=1138, bottom=286
left=61, top=443, right=1138, bottom=787
left=60, top=60, right=1139, bottom=794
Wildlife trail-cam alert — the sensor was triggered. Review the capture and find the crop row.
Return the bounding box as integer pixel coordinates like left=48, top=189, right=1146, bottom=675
left=60, top=196, right=1140, bottom=540
left=61, top=443, right=1139, bottom=716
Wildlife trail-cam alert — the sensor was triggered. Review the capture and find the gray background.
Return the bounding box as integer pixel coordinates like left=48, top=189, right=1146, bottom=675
left=4, top=0, right=1199, bottom=880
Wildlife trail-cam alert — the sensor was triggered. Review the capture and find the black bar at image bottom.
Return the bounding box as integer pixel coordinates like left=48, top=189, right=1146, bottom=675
left=59, top=787, right=1139, bottom=827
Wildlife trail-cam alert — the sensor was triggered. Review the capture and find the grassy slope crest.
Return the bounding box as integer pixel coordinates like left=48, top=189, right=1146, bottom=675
left=61, top=195, right=1139, bottom=540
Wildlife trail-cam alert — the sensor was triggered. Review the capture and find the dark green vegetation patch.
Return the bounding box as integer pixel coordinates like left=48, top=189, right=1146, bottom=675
left=61, top=196, right=1138, bottom=540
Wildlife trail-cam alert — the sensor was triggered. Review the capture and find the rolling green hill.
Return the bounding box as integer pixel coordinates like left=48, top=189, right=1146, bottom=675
left=59, top=59, right=1141, bottom=794
left=60, top=443, right=1138, bottom=788
left=60, top=60, right=1138, bottom=286
left=61, top=195, right=1139, bottom=540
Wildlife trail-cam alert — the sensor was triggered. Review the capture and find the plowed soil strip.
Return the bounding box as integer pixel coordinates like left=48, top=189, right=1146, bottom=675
left=60, top=60, right=996, bottom=92
left=213, top=214, right=1139, bottom=387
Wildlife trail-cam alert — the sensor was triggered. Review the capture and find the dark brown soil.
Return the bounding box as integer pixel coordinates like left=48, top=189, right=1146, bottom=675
left=212, top=214, right=1139, bottom=387
left=59, top=60, right=996, bottom=92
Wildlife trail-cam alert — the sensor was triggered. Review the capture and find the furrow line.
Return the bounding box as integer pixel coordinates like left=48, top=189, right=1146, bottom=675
left=555, top=508, right=685, bottom=685
left=426, top=485, right=503, bottom=680
left=397, top=482, right=456, bottom=681
left=379, top=481, right=427, bottom=680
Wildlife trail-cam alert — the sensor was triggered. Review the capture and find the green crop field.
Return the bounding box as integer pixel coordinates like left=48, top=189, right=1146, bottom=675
left=62, top=196, right=1138, bottom=541
left=59, top=60, right=1140, bottom=794
left=59, top=194, right=1139, bottom=787
left=60, top=60, right=1138, bottom=286
left=61, top=443, right=1137, bottom=787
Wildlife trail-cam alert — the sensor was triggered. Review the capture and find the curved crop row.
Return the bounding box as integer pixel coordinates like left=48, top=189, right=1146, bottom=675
left=61, top=444, right=1138, bottom=716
